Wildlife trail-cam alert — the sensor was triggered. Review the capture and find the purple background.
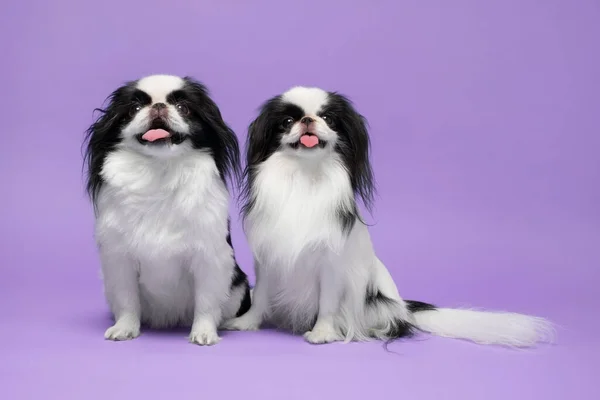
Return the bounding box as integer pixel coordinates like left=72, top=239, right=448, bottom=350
left=1, top=0, right=598, bottom=399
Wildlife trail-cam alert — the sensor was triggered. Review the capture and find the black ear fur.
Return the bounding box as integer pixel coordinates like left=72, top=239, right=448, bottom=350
left=325, top=92, right=376, bottom=212
left=238, top=96, right=288, bottom=217
left=245, top=96, right=285, bottom=167
left=182, top=77, right=241, bottom=188
left=83, top=82, right=137, bottom=207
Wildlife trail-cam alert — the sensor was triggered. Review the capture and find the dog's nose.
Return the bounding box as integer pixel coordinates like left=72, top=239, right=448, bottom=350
left=300, top=117, right=314, bottom=126
left=149, top=103, right=168, bottom=119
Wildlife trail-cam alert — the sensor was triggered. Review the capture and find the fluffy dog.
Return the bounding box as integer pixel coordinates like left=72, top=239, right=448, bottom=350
left=84, top=74, right=250, bottom=345
left=224, top=86, right=553, bottom=347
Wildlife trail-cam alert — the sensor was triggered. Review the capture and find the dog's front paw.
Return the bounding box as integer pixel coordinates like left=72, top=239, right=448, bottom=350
left=221, top=315, right=261, bottom=331
left=189, top=327, right=221, bottom=346
left=104, top=320, right=140, bottom=341
left=303, top=328, right=342, bottom=344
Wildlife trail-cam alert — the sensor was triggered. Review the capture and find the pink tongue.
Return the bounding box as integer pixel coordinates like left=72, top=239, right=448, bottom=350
left=300, top=135, right=319, bottom=148
left=142, top=129, right=170, bottom=142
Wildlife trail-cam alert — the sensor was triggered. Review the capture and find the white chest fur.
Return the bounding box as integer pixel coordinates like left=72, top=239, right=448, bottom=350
left=245, top=153, right=355, bottom=266
left=95, top=149, right=230, bottom=260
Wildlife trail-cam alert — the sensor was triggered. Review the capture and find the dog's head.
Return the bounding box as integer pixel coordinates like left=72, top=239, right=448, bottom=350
left=84, top=74, right=240, bottom=201
left=244, top=86, right=375, bottom=210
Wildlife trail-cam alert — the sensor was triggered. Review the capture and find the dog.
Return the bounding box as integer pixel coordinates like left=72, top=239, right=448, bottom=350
left=223, top=86, right=554, bottom=347
left=83, top=74, right=250, bottom=345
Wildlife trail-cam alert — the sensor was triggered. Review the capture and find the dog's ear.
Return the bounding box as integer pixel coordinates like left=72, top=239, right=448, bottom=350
left=182, top=77, right=241, bottom=188
left=83, top=84, right=134, bottom=205
left=245, top=96, right=286, bottom=168
left=239, top=99, right=283, bottom=217
left=331, top=94, right=376, bottom=212
left=246, top=111, right=272, bottom=167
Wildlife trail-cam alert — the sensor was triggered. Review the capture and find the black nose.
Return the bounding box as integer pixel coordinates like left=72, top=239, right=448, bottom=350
left=300, top=117, right=314, bottom=126
left=150, top=103, right=168, bottom=119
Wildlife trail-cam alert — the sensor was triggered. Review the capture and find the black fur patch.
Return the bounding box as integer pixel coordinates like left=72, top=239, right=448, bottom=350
left=225, top=219, right=251, bottom=317
left=230, top=265, right=251, bottom=317
left=365, top=288, right=393, bottom=307
left=231, top=264, right=248, bottom=288
left=236, top=285, right=252, bottom=317
left=365, top=288, right=436, bottom=340
left=318, top=93, right=375, bottom=213
left=83, top=81, right=141, bottom=205
left=176, top=79, right=241, bottom=185
left=385, top=319, right=415, bottom=339
left=406, top=299, right=437, bottom=313
left=336, top=205, right=357, bottom=234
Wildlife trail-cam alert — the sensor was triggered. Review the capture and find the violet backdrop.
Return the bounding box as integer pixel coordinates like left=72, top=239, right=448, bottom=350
left=1, top=0, right=598, bottom=399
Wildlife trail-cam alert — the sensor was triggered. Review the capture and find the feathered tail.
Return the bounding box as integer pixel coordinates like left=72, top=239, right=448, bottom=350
left=408, top=301, right=555, bottom=347
left=371, top=296, right=555, bottom=347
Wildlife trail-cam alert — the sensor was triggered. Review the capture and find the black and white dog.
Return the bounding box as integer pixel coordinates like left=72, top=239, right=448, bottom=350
left=84, top=74, right=250, bottom=345
left=224, top=86, right=554, bottom=347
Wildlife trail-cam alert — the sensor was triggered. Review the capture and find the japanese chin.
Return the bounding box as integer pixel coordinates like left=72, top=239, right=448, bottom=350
left=83, top=74, right=250, bottom=345
left=223, top=86, right=554, bottom=347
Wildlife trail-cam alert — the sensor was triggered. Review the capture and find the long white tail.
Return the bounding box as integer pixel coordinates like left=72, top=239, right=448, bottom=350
left=411, top=307, right=555, bottom=347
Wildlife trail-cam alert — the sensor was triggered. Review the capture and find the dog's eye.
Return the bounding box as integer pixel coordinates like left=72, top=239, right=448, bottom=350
left=129, top=104, right=142, bottom=117
left=322, top=114, right=335, bottom=127
left=282, top=117, right=294, bottom=129
left=176, top=103, right=190, bottom=116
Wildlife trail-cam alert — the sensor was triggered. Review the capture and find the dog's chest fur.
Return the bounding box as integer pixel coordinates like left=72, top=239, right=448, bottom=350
left=244, top=154, right=358, bottom=331
left=245, top=153, right=354, bottom=266
left=95, top=149, right=229, bottom=259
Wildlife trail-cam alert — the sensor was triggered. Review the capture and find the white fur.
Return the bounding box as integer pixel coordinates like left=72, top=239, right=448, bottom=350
left=223, top=87, right=555, bottom=347
left=137, top=75, right=185, bottom=99
left=282, top=86, right=329, bottom=114
left=94, top=75, right=244, bottom=345
left=411, top=309, right=555, bottom=347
